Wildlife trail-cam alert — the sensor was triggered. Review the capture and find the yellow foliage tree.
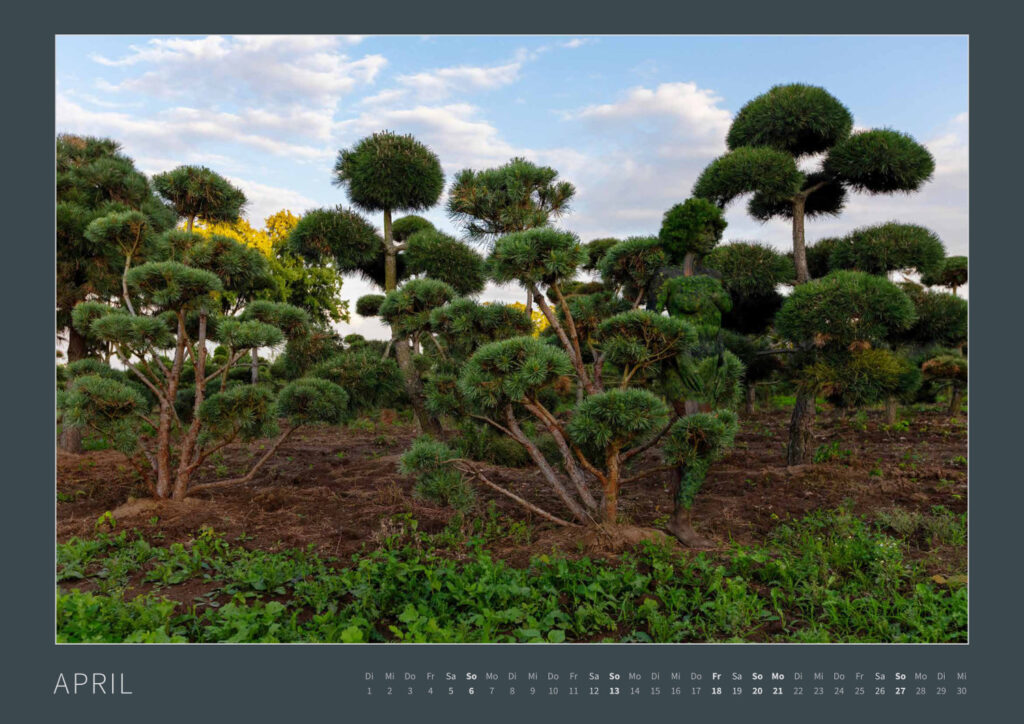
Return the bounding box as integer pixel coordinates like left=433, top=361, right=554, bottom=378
left=187, top=210, right=348, bottom=326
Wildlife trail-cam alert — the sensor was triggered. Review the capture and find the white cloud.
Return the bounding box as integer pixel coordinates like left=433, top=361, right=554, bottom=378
left=57, top=95, right=333, bottom=161
left=91, top=35, right=385, bottom=108
left=224, top=177, right=322, bottom=226
left=396, top=59, right=522, bottom=101
left=561, top=38, right=596, bottom=49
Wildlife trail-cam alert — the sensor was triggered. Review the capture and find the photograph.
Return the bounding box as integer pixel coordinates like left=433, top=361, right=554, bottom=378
left=54, top=34, right=968, bottom=647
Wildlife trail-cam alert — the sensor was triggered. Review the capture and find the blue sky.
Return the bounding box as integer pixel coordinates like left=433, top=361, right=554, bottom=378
left=56, top=35, right=968, bottom=338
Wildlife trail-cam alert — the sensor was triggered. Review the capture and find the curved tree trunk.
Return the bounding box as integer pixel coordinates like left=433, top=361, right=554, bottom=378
left=787, top=390, right=816, bottom=465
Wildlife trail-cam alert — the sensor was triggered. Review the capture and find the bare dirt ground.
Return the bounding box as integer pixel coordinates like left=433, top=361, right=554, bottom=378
left=56, top=404, right=967, bottom=574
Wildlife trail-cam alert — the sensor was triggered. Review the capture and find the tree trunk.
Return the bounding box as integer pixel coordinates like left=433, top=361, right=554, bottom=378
left=744, top=383, right=757, bottom=416
left=787, top=390, right=816, bottom=465
left=250, top=347, right=259, bottom=384
left=664, top=468, right=713, bottom=547
left=602, top=450, right=620, bottom=523
left=682, top=251, right=696, bottom=277
left=58, top=326, right=88, bottom=454
left=792, top=196, right=810, bottom=284
left=394, top=336, right=441, bottom=436
left=884, top=396, right=897, bottom=425
left=525, top=286, right=534, bottom=317
left=948, top=386, right=964, bottom=415
left=383, top=207, right=440, bottom=436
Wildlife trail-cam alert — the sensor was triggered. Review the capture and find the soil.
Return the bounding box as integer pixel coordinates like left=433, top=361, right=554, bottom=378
left=57, top=405, right=968, bottom=572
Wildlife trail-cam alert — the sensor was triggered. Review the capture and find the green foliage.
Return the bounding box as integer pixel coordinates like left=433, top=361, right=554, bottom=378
left=355, top=294, right=386, bottom=317
left=379, top=279, right=458, bottom=337
left=401, top=437, right=475, bottom=512
left=89, top=311, right=175, bottom=349
left=489, top=228, right=585, bottom=286
left=391, top=215, right=435, bottom=242
left=748, top=172, right=847, bottom=221
left=199, top=385, right=280, bottom=442
left=178, top=234, right=276, bottom=301
left=152, top=165, right=246, bottom=225
left=658, top=198, right=728, bottom=260
left=704, top=242, right=795, bottom=298
left=727, top=84, right=854, bottom=157
left=214, top=318, right=285, bottom=350
left=403, top=230, right=487, bottom=295
left=124, top=261, right=223, bottom=308
left=582, top=238, right=621, bottom=272
left=596, top=310, right=697, bottom=372
left=57, top=135, right=176, bottom=336
left=446, top=157, right=575, bottom=240
left=663, top=410, right=739, bottom=508
left=775, top=271, right=916, bottom=349
left=920, top=255, right=967, bottom=292
left=567, top=388, right=669, bottom=452
left=598, top=236, right=668, bottom=301
left=657, top=275, right=732, bottom=337
left=897, top=286, right=967, bottom=348
left=804, top=236, right=843, bottom=278
left=800, top=349, right=921, bottom=408
left=557, top=292, right=631, bottom=347
left=825, top=129, right=935, bottom=193
left=430, top=299, right=533, bottom=360
left=458, top=337, right=573, bottom=410
left=693, top=146, right=803, bottom=207
left=334, top=131, right=445, bottom=213
left=62, top=375, right=146, bottom=455
left=56, top=508, right=966, bottom=642
left=239, top=300, right=311, bottom=339
left=286, top=206, right=382, bottom=271
left=682, top=351, right=746, bottom=409
left=452, top=420, right=531, bottom=468
left=830, top=223, right=945, bottom=277
left=310, top=349, right=405, bottom=413
left=921, top=354, right=968, bottom=386
left=276, top=378, right=349, bottom=426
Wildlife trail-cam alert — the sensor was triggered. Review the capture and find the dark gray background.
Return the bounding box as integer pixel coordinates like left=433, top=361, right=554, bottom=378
left=8, top=2, right=1016, bottom=721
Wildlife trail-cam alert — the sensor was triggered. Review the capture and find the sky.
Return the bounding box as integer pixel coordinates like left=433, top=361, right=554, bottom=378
left=56, top=35, right=968, bottom=339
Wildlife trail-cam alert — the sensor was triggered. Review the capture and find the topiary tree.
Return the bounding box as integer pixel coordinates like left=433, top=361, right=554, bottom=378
left=328, top=131, right=451, bottom=434
left=398, top=225, right=742, bottom=544
left=704, top=241, right=795, bottom=334
left=582, top=237, right=621, bottom=273
left=151, top=166, right=247, bottom=233
left=598, top=237, right=668, bottom=308
left=659, top=198, right=728, bottom=273
left=333, top=131, right=444, bottom=292
left=775, top=270, right=917, bottom=463
left=447, top=156, right=576, bottom=312
left=693, top=84, right=935, bottom=284
left=921, top=255, right=967, bottom=296
left=896, top=284, right=968, bottom=351
left=60, top=232, right=348, bottom=500
left=403, top=229, right=487, bottom=295
left=829, top=222, right=945, bottom=279
left=922, top=353, right=967, bottom=415
left=56, top=135, right=177, bottom=451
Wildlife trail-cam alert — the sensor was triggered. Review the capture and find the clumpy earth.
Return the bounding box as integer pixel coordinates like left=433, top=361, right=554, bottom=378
left=57, top=404, right=967, bottom=576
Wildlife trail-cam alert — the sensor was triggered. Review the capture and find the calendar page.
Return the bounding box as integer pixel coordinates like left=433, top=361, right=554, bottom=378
left=10, top=5, right=1016, bottom=724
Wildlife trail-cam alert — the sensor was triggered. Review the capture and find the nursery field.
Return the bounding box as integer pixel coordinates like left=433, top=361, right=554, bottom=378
left=56, top=400, right=967, bottom=643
